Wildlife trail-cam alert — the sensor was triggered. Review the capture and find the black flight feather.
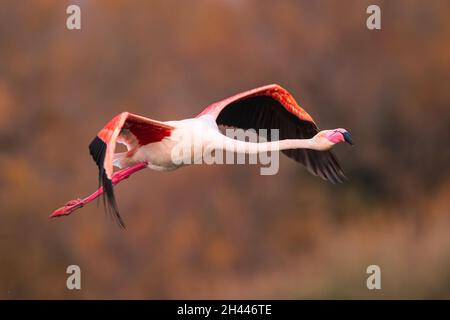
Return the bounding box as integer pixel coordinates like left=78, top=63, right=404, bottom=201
left=88, top=136, right=126, bottom=228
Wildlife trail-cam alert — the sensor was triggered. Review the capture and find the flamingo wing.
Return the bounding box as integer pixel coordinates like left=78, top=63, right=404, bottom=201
left=198, top=84, right=346, bottom=183
left=89, top=112, right=173, bottom=227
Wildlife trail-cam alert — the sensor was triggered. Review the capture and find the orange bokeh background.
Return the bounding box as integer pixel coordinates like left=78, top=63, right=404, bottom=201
left=0, top=0, right=449, bottom=298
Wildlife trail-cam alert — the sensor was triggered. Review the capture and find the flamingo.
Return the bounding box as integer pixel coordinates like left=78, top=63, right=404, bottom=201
left=51, top=84, right=353, bottom=227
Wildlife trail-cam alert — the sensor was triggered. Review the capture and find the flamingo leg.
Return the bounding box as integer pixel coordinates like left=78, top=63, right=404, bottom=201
left=50, top=162, right=148, bottom=218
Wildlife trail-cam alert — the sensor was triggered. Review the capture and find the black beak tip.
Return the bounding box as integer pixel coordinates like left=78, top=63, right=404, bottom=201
left=343, top=132, right=354, bottom=145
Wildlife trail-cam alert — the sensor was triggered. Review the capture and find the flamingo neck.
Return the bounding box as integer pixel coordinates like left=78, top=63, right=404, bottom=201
left=215, top=134, right=318, bottom=154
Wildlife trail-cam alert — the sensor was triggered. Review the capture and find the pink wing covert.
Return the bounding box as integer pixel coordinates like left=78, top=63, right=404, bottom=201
left=197, top=84, right=316, bottom=125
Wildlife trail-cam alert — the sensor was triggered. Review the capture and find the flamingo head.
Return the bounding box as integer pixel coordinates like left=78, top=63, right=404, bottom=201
left=313, top=128, right=353, bottom=150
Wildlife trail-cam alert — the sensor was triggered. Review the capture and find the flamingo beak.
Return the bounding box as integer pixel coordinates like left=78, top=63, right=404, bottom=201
left=343, top=131, right=354, bottom=145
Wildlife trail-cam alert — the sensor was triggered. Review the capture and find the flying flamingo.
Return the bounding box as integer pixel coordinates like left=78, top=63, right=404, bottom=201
left=51, top=84, right=353, bottom=227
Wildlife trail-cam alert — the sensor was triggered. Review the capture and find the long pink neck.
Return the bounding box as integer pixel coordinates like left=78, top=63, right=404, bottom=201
left=215, top=135, right=317, bottom=154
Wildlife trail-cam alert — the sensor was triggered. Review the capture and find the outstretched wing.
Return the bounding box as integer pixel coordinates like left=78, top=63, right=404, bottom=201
left=198, top=84, right=346, bottom=183
left=89, top=112, right=173, bottom=227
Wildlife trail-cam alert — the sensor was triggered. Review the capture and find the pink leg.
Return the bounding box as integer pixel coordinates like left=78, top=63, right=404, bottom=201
left=50, top=162, right=148, bottom=218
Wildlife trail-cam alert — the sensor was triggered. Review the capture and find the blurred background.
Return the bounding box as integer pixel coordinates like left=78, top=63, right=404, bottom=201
left=0, top=0, right=449, bottom=299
